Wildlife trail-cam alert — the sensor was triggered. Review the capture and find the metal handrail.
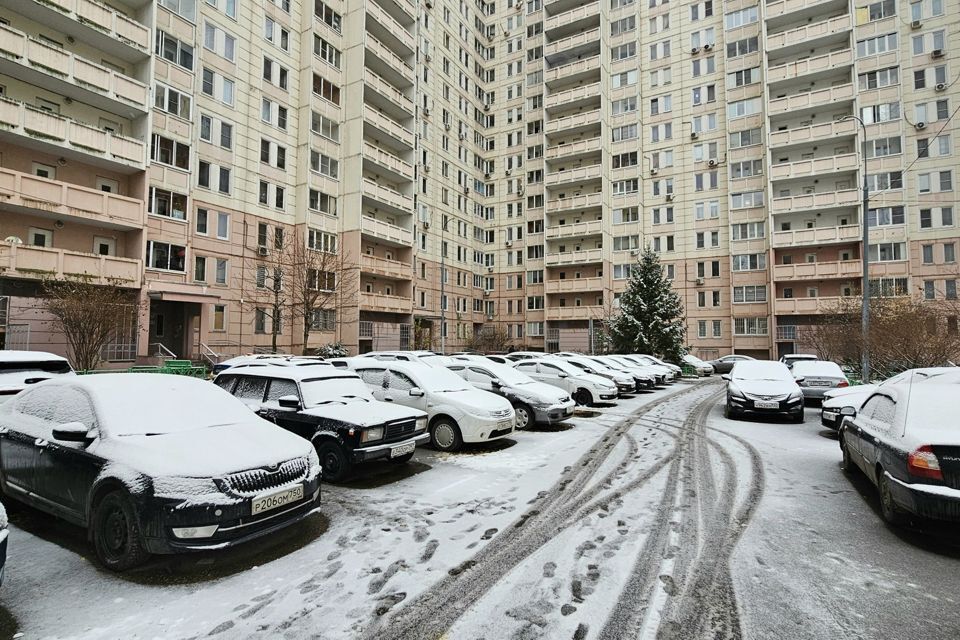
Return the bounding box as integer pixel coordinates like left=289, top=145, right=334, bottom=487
left=150, top=342, right=176, bottom=359
left=199, top=342, right=220, bottom=366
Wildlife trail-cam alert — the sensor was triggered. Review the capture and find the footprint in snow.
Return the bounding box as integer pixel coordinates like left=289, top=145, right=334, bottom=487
left=420, top=539, right=439, bottom=563
left=481, top=528, right=498, bottom=540
left=413, top=526, right=429, bottom=543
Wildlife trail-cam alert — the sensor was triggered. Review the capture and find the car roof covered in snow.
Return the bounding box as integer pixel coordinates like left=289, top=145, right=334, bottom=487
left=0, top=351, right=69, bottom=364
left=217, top=361, right=357, bottom=381
left=871, top=383, right=960, bottom=441
left=730, top=360, right=793, bottom=381
left=352, top=359, right=471, bottom=391
left=791, top=360, right=846, bottom=378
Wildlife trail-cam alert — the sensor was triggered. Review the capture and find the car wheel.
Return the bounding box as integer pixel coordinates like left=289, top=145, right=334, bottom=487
left=878, top=470, right=904, bottom=525
left=431, top=418, right=463, bottom=452
left=389, top=451, right=415, bottom=464
left=315, top=440, right=352, bottom=482
left=840, top=437, right=857, bottom=475
left=791, top=407, right=804, bottom=423
left=724, top=402, right=739, bottom=420
left=514, top=404, right=533, bottom=430
left=92, top=490, right=149, bottom=571
left=573, top=388, right=593, bottom=406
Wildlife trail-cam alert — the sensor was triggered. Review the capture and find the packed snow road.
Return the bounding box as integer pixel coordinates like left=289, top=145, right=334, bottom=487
left=2, top=378, right=960, bottom=639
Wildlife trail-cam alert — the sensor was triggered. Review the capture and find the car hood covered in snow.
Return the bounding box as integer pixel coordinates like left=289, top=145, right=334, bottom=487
left=731, top=380, right=799, bottom=398
left=439, top=388, right=513, bottom=414
left=300, top=400, right=424, bottom=425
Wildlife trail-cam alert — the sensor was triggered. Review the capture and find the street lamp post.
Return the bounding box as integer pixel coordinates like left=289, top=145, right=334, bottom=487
left=439, top=217, right=447, bottom=354
left=841, top=114, right=870, bottom=383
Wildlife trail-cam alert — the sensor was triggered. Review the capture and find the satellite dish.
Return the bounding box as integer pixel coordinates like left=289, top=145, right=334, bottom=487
left=4, top=236, right=22, bottom=244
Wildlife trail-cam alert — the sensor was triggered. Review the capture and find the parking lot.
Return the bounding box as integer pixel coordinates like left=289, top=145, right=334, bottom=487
left=2, top=378, right=960, bottom=639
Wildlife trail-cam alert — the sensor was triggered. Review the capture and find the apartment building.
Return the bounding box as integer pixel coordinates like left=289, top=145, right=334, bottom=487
left=0, top=0, right=955, bottom=363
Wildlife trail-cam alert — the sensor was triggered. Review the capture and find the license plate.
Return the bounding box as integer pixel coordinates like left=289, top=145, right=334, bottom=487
left=754, top=401, right=779, bottom=409
left=498, top=419, right=514, bottom=430
left=564, top=407, right=574, bottom=415
left=251, top=484, right=304, bottom=515
left=809, top=381, right=831, bottom=387
left=390, top=442, right=416, bottom=458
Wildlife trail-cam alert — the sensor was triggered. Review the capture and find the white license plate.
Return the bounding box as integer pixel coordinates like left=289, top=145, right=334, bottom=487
left=390, top=442, right=416, bottom=458
left=754, top=401, right=779, bottom=409
left=251, top=485, right=304, bottom=515
left=809, top=381, right=832, bottom=386
left=498, top=419, right=514, bottom=430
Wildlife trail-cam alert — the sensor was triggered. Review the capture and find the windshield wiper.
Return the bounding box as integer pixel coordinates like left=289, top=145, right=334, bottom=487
left=311, top=399, right=346, bottom=405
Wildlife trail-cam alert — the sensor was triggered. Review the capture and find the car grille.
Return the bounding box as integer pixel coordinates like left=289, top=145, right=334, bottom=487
left=384, top=419, right=417, bottom=442
left=745, top=393, right=787, bottom=402
left=490, top=408, right=513, bottom=419
left=222, top=457, right=309, bottom=497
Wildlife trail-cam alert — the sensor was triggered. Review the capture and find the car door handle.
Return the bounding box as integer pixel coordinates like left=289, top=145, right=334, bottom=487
left=35, top=438, right=48, bottom=448
left=384, top=397, right=394, bottom=402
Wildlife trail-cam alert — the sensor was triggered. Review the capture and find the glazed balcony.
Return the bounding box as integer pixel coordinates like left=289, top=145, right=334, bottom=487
left=545, top=109, right=602, bottom=136
left=0, top=98, right=145, bottom=172
left=15, top=0, right=151, bottom=60
left=545, top=219, right=602, bottom=239
left=770, top=224, right=860, bottom=247
left=0, top=167, right=144, bottom=230
left=766, top=14, right=852, bottom=51
left=770, top=188, right=859, bottom=215
left=545, top=82, right=602, bottom=111
left=361, top=291, right=412, bottom=314
left=360, top=254, right=413, bottom=279
left=546, top=192, right=602, bottom=214
left=769, top=118, right=857, bottom=148
left=0, top=23, right=149, bottom=116
left=363, top=107, right=415, bottom=149
left=545, top=304, right=603, bottom=321
left=360, top=215, right=414, bottom=247
left=767, top=83, right=854, bottom=116
left=0, top=242, right=141, bottom=287
left=545, top=248, right=603, bottom=266
left=363, top=141, right=414, bottom=181
left=545, top=276, right=603, bottom=293
left=766, top=49, right=853, bottom=84
left=545, top=28, right=600, bottom=58
left=545, top=164, right=602, bottom=187
left=770, top=153, right=859, bottom=181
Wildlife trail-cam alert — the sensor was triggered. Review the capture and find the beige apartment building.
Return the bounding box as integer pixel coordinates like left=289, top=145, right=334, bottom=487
left=0, top=0, right=956, bottom=364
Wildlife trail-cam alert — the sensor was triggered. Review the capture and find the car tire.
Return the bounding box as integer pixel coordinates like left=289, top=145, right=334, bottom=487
left=573, top=388, right=593, bottom=406
left=389, top=451, right=415, bottom=464
left=315, top=440, right=352, bottom=482
left=878, top=470, right=905, bottom=526
left=791, top=407, right=804, bottom=423
left=840, top=437, right=857, bottom=475
left=431, top=418, right=463, bottom=452
left=91, top=490, right=149, bottom=571
left=514, top=403, right=533, bottom=430
left=724, top=402, right=739, bottom=420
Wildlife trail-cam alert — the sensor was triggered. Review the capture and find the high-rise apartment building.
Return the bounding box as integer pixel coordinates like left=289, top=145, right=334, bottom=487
left=0, top=0, right=955, bottom=363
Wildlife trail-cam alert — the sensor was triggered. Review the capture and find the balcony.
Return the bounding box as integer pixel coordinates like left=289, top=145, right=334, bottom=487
left=361, top=254, right=413, bottom=279
left=545, top=28, right=600, bottom=58
left=546, top=192, right=602, bottom=214
left=545, top=276, right=603, bottom=293
left=362, top=178, right=413, bottom=214
left=771, top=224, right=860, bottom=247
left=770, top=153, right=859, bottom=180
left=545, top=55, right=600, bottom=85
left=364, top=108, right=414, bottom=149
left=545, top=305, right=604, bottom=321
left=544, top=2, right=600, bottom=33
left=545, top=164, right=602, bottom=187
left=361, top=291, right=412, bottom=314
left=766, top=14, right=852, bottom=51
left=771, top=189, right=859, bottom=215
left=364, top=70, right=414, bottom=117
left=546, top=82, right=602, bottom=111
left=363, top=142, right=414, bottom=181
left=0, top=98, right=146, bottom=172
left=15, top=0, right=151, bottom=60
left=0, top=167, right=144, bottom=230
left=765, top=0, right=843, bottom=21
left=774, top=260, right=861, bottom=281
left=774, top=296, right=845, bottom=314
left=769, top=119, right=857, bottom=148
left=767, top=49, right=853, bottom=84
left=767, top=83, right=854, bottom=116
left=0, top=242, right=141, bottom=287
left=361, top=216, right=414, bottom=247
left=545, top=248, right=603, bottom=266
left=546, top=137, right=601, bottom=161
left=365, top=1, right=415, bottom=53
left=545, top=220, right=602, bottom=239
left=0, top=24, right=149, bottom=116
left=546, top=109, right=602, bottom=136
left=365, top=34, right=415, bottom=86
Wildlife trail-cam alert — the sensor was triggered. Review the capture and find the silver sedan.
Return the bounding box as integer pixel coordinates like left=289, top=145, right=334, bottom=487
left=791, top=360, right=849, bottom=401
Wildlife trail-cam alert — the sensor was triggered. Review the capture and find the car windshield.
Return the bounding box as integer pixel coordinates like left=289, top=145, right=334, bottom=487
left=791, top=361, right=844, bottom=378
left=482, top=365, right=534, bottom=386
left=300, top=377, right=374, bottom=406
left=731, top=361, right=793, bottom=382
left=404, top=367, right=471, bottom=392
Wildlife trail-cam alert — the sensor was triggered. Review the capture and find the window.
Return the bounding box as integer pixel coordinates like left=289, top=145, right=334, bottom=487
left=725, top=6, right=758, bottom=29
left=731, top=222, right=764, bottom=240
left=731, top=191, right=764, bottom=209
left=158, top=0, right=196, bottom=21
left=146, top=241, right=186, bottom=272
left=155, top=30, right=194, bottom=69
left=611, top=16, right=636, bottom=36
left=918, top=171, right=953, bottom=193
left=730, top=160, right=763, bottom=179
left=861, top=0, right=896, bottom=21
left=203, top=21, right=236, bottom=61
left=858, top=67, right=899, bottom=90
left=729, top=128, right=762, bottom=149
left=612, top=70, right=638, bottom=90
left=868, top=242, right=907, bottom=262
left=315, top=0, right=342, bottom=32
left=733, top=285, right=766, bottom=303
left=734, top=318, right=768, bottom=336
left=314, top=35, right=342, bottom=69
left=148, top=188, right=187, bottom=220
left=866, top=136, right=901, bottom=158
left=691, top=85, right=716, bottom=106
left=726, top=36, right=758, bottom=58
left=731, top=254, right=766, bottom=271
left=201, top=68, right=235, bottom=105
left=727, top=98, right=761, bottom=119
left=922, top=244, right=934, bottom=264
left=308, top=229, right=338, bottom=253
left=212, top=305, right=226, bottom=332
left=311, top=112, right=340, bottom=141
left=197, top=161, right=230, bottom=194
left=924, top=280, right=936, bottom=300
left=310, top=151, right=340, bottom=178
left=867, top=206, right=905, bottom=227
left=150, top=135, right=189, bottom=170
left=154, top=84, right=191, bottom=119
left=312, top=74, right=341, bottom=105
left=866, top=171, right=903, bottom=192
left=857, top=33, right=897, bottom=58
left=861, top=102, right=900, bottom=124
left=194, top=256, right=206, bottom=282
left=309, top=190, right=338, bottom=215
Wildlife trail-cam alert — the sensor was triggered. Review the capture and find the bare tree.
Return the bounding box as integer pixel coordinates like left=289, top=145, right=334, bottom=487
left=42, top=277, right=140, bottom=372
left=467, top=324, right=511, bottom=353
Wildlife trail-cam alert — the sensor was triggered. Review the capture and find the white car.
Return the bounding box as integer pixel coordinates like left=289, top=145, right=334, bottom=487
left=552, top=356, right=636, bottom=395
left=212, top=353, right=290, bottom=375
left=723, top=360, right=805, bottom=422
left=682, top=354, right=714, bottom=376
left=513, top=358, right=618, bottom=406
left=446, top=356, right=575, bottom=428
left=358, top=351, right=451, bottom=366
left=504, top=351, right=547, bottom=362
left=585, top=356, right=657, bottom=390
left=638, top=354, right=683, bottom=376
left=350, top=361, right=516, bottom=452
left=781, top=353, right=818, bottom=368
left=0, top=351, right=74, bottom=401
left=611, top=355, right=675, bottom=384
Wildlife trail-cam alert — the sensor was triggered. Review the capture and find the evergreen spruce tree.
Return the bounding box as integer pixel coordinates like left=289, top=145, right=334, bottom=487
left=610, top=246, right=686, bottom=361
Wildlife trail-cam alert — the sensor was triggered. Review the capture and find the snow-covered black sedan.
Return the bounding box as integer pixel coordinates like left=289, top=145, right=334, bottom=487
left=0, top=374, right=321, bottom=570
left=723, top=360, right=805, bottom=422
left=839, top=383, right=960, bottom=525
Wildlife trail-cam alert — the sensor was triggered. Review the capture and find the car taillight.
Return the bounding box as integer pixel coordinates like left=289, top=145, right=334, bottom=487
left=837, top=381, right=849, bottom=388
left=907, top=445, right=943, bottom=481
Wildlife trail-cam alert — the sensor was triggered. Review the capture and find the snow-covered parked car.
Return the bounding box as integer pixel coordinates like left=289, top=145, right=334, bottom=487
left=723, top=360, right=804, bottom=423
left=682, top=354, right=714, bottom=376
left=585, top=356, right=657, bottom=391
left=790, top=360, right=849, bottom=401
left=0, top=500, right=7, bottom=586
left=513, top=358, right=618, bottom=406
left=613, top=355, right=676, bottom=384
left=708, top=354, right=755, bottom=374
left=637, top=354, right=683, bottom=378
left=553, top=356, right=636, bottom=395
left=214, top=365, right=428, bottom=481
left=0, top=351, right=74, bottom=401
left=839, top=383, right=960, bottom=525
left=0, top=374, right=321, bottom=570
left=212, top=353, right=291, bottom=375
left=446, top=356, right=575, bottom=428
left=780, top=353, right=818, bottom=368
left=350, top=361, right=516, bottom=452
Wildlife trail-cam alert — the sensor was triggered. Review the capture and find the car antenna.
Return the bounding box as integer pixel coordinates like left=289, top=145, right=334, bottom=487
left=901, top=368, right=916, bottom=438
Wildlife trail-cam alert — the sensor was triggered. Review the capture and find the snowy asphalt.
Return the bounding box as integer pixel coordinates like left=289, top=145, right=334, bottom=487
left=2, top=378, right=960, bottom=639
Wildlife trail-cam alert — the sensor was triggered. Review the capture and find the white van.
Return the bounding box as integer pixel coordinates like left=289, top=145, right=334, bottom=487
left=512, top=358, right=618, bottom=405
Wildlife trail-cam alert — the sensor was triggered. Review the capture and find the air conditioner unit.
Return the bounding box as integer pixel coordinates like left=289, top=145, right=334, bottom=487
left=505, top=240, right=512, bottom=246
left=422, top=107, right=431, bottom=116
left=936, top=82, right=947, bottom=92
left=425, top=52, right=432, bottom=62
left=911, top=19, right=922, bottom=29
left=518, top=186, right=524, bottom=195
left=690, top=131, right=699, bottom=139
left=463, top=186, right=471, bottom=194
left=666, top=193, right=675, bottom=201
left=695, top=277, right=705, bottom=285
left=649, top=168, right=659, bottom=176
left=487, top=34, right=494, bottom=42
left=932, top=49, right=944, bottom=58
left=487, top=266, right=494, bottom=273
left=916, top=121, right=927, bottom=130
left=257, top=246, right=269, bottom=256
left=422, top=163, right=431, bottom=173
left=703, top=43, right=713, bottom=51
left=505, top=169, right=512, bottom=176
left=515, top=2, right=521, bottom=10
left=444, top=122, right=451, bottom=130
left=484, top=103, right=491, bottom=111
left=630, top=249, right=639, bottom=256
left=708, top=159, right=718, bottom=167
left=487, top=314, right=494, bottom=320
left=484, top=290, right=490, bottom=296
left=422, top=221, right=430, bottom=229
left=691, top=46, right=701, bottom=54
left=485, top=172, right=492, bottom=179
left=459, top=132, right=467, bottom=140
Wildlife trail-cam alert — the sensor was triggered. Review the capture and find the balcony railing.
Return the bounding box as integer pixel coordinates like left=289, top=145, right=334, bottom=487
left=546, top=55, right=600, bottom=83
left=545, top=276, right=603, bottom=293
left=546, top=82, right=601, bottom=109
left=0, top=242, right=141, bottom=287
left=35, top=0, right=151, bottom=54
left=770, top=152, right=859, bottom=180
left=362, top=177, right=414, bottom=212
left=0, top=97, right=146, bottom=169
left=767, top=49, right=853, bottom=84
left=364, top=107, right=414, bottom=148
left=767, top=83, right=854, bottom=115
left=365, top=34, right=414, bottom=84
left=365, top=1, right=414, bottom=52
left=545, top=2, right=600, bottom=32
left=771, top=224, right=860, bottom=247
left=364, top=70, right=414, bottom=114
left=765, top=0, right=837, bottom=20
left=545, top=164, right=602, bottom=186
left=545, top=248, right=603, bottom=265
left=360, top=216, right=414, bottom=246
left=0, top=167, right=144, bottom=229
left=770, top=188, right=860, bottom=215
left=766, top=14, right=852, bottom=50
left=774, top=259, right=909, bottom=281
left=769, top=118, right=857, bottom=148
left=546, top=192, right=602, bottom=213
left=363, top=142, right=414, bottom=180
left=546, top=136, right=602, bottom=160
left=545, top=219, right=602, bottom=239
left=545, top=304, right=604, bottom=320
left=774, top=296, right=846, bottom=314
left=360, top=254, right=413, bottom=279
left=361, top=291, right=412, bottom=314
left=545, top=28, right=600, bottom=57
left=546, top=109, right=602, bottom=135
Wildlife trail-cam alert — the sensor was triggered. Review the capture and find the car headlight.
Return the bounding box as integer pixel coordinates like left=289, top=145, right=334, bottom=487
left=415, top=416, right=428, bottom=432
left=153, top=476, right=221, bottom=499
left=789, top=390, right=803, bottom=400
left=361, top=426, right=384, bottom=443
left=489, top=409, right=511, bottom=418
left=728, top=384, right=745, bottom=399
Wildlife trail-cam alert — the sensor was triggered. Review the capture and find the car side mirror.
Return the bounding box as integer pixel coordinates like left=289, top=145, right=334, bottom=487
left=277, top=395, right=301, bottom=410
left=409, top=387, right=425, bottom=397
left=721, top=374, right=730, bottom=381
left=840, top=406, right=857, bottom=416
left=491, top=379, right=503, bottom=388
left=795, top=377, right=805, bottom=384
left=558, top=372, right=568, bottom=378
left=52, top=421, right=90, bottom=442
